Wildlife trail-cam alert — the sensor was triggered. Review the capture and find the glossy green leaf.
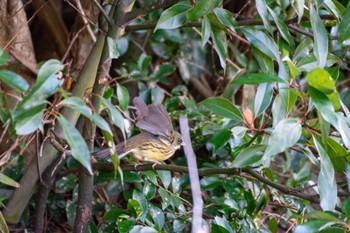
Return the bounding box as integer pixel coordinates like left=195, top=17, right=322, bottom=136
left=233, top=73, right=285, bottom=84
left=242, top=28, right=280, bottom=62
left=118, top=220, right=136, bottom=233
left=210, top=128, right=231, bottom=150
left=187, top=0, right=222, bottom=21
left=138, top=53, right=152, bottom=72
left=12, top=102, right=45, bottom=135
left=309, top=87, right=350, bottom=149
left=210, top=25, right=227, bottom=69
left=251, top=47, right=274, bottom=74
left=201, top=15, right=211, bottom=47
left=292, top=0, right=305, bottom=22
left=155, top=3, right=191, bottom=30
left=200, top=97, right=243, bottom=121
left=232, top=145, right=267, bottom=167
left=296, top=54, right=339, bottom=72
left=254, top=83, right=273, bottom=117
left=158, top=187, right=171, bottom=210
left=255, top=0, right=273, bottom=33
left=213, top=216, right=234, bottom=233
left=294, top=220, right=336, bottom=233
left=338, top=2, right=350, bottom=43
left=0, top=70, right=29, bottom=92
left=343, top=196, right=350, bottom=222
left=313, top=137, right=337, bottom=211
left=60, top=97, right=112, bottom=136
left=213, top=8, right=237, bottom=32
left=267, top=6, right=294, bottom=47
left=107, top=37, right=120, bottom=59
left=117, top=84, right=130, bottom=111
left=293, top=37, right=313, bottom=63
left=149, top=205, right=165, bottom=230
left=102, top=99, right=125, bottom=139
left=271, top=95, right=286, bottom=126
left=132, top=190, right=148, bottom=221
left=57, top=115, right=92, bottom=175
left=310, top=4, right=328, bottom=68
left=157, top=170, right=171, bottom=189
left=327, top=91, right=341, bottom=110
left=263, top=118, right=301, bottom=162
left=127, top=199, right=142, bottom=219
left=0, top=48, right=10, bottom=65
left=37, top=59, right=63, bottom=82
left=307, top=68, right=335, bottom=94
left=150, top=63, right=176, bottom=81
left=306, top=211, right=342, bottom=222
left=0, top=172, right=20, bottom=188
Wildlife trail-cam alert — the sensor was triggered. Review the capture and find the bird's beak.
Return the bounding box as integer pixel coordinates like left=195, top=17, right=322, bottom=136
left=181, top=141, right=186, bottom=146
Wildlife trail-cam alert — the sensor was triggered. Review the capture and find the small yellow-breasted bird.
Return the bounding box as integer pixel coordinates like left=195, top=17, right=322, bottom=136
left=94, top=97, right=183, bottom=162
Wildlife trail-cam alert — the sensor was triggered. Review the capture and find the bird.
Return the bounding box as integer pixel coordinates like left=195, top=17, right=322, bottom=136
left=94, top=97, right=183, bottom=163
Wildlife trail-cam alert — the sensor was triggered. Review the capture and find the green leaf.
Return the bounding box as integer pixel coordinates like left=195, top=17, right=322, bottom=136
left=255, top=0, right=273, bottom=33
left=338, top=2, right=350, bottom=43
left=150, top=63, right=176, bottom=81
left=254, top=83, right=273, bottom=117
left=12, top=103, right=45, bottom=135
left=102, top=99, right=125, bottom=140
left=59, top=97, right=112, bottom=137
left=307, top=68, right=335, bottom=94
left=210, top=128, right=231, bottom=150
left=313, top=137, right=337, bottom=211
left=0, top=211, right=8, bottom=233
left=343, top=196, right=350, bottom=222
left=309, top=87, right=350, bottom=149
left=117, top=84, right=130, bottom=111
left=37, top=59, right=63, bottom=82
left=293, top=37, right=313, bottom=63
left=296, top=53, right=339, bottom=72
left=157, top=170, right=171, bottom=189
left=138, top=53, right=152, bottom=73
left=267, top=6, right=294, bottom=47
left=0, top=48, right=10, bottom=65
left=149, top=205, right=165, bottom=230
left=294, top=220, right=336, bottom=233
left=0, top=172, right=20, bottom=188
left=200, top=97, right=243, bottom=121
left=251, top=47, right=274, bottom=74
left=155, top=3, right=191, bottom=30
left=210, top=25, right=227, bottom=69
left=132, top=190, right=148, bottom=221
left=292, top=0, right=305, bottom=22
left=0, top=70, right=29, bottom=92
left=232, top=144, right=267, bottom=167
left=57, top=116, right=92, bottom=175
left=263, top=118, right=302, bottom=162
left=305, top=211, right=342, bottom=222
left=242, top=28, right=280, bottom=62
left=107, top=37, right=120, bottom=59
left=310, top=4, right=328, bottom=68
left=201, top=15, right=211, bottom=47
left=158, top=187, right=171, bottom=210
left=127, top=199, right=142, bottom=219
left=233, top=73, right=285, bottom=85
left=187, top=0, right=222, bottom=21
left=213, top=8, right=237, bottom=32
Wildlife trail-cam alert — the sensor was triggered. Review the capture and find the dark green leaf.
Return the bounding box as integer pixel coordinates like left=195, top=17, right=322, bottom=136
left=210, top=25, right=227, bottom=68
left=201, top=15, right=211, bottom=47
left=132, top=190, right=148, bottom=221
left=138, top=53, right=152, bottom=73
left=210, top=128, right=231, bottom=150
left=157, top=170, right=171, bottom=189
left=338, top=2, right=350, bottom=43
left=233, top=73, right=285, bottom=84
left=57, top=116, right=92, bottom=175
left=255, top=0, right=273, bottom=33
left=213, top=8, right=237, bottom=32
left=293, top=37, right=313, bottom=63
left=310, top=4, right=328, bottom=68
left=343, top=196, right=350, bottom=222
left=158, top=187, right=171, bottom=210
left=296, top=53, right=339, bottom=72
left=12, top=103, right=45, bottom=135
left=150, top=63, right=176, bottom=81
left=232, top=145, right=267, bottom=167
left=149, top=205, right=165, bottom=230
left=251, top=47, right=274, bottom=74
left=187, top=0, right=222, bottom=21
left=117, top=84, right=130, bottom=111
left=0, top=70, right=29, bottom=92
left=267, top=6, right=294, bottom=47
left=155, top=3, right=191, bottom=30
left=200, top=97, right=243, bottom=121
left=294, top=220, right=336, bottom=233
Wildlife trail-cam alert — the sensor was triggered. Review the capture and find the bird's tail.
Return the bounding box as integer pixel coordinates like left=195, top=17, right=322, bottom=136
left=92, top=143, right=128, bottom=160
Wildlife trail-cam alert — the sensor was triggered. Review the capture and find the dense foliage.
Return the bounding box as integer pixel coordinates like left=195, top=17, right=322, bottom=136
left=1, top=0, right=350, bottom=232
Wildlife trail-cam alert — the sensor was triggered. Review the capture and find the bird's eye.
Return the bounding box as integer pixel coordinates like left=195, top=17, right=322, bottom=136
left=177, top=138, right=183, bottom=144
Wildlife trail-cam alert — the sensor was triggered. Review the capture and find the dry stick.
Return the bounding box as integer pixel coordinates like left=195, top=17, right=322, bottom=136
left=179, top=115, right=206, bottom=233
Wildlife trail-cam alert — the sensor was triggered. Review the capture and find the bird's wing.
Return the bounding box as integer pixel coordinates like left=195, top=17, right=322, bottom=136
left=133, top=97, right=173, bottom=138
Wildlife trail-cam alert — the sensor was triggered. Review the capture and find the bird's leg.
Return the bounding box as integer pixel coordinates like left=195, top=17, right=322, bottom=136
left=151, top=160, right=160, bottom=170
